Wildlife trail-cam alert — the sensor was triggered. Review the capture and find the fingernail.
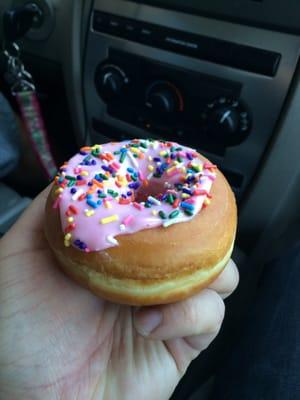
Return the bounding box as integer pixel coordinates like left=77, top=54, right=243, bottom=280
left=134, top=308, right=162, bottom=336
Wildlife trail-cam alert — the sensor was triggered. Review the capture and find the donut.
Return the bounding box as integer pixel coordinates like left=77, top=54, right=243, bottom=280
left=45, top=139, right=237, bottom=305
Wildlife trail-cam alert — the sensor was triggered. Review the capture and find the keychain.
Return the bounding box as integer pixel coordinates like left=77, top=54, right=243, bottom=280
left=2, top=4, right=57, bottom=180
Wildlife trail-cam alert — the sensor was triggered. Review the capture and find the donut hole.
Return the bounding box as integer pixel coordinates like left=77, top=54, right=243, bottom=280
left=135, top=179, right=168, bottom=203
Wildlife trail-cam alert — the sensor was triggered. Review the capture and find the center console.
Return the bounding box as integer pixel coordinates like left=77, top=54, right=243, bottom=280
left=83, top=0, right=300, bottom=201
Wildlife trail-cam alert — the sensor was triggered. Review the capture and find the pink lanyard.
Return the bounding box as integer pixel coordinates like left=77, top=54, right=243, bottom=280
left=3, top=42, right=57, bottom=180
left=16, top=90, right=57, bottom=180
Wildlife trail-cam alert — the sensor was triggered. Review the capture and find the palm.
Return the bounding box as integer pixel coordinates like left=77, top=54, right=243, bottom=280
left=0, top=190, right=190, bottom=400
left=0, top=188, right=238, bottom=400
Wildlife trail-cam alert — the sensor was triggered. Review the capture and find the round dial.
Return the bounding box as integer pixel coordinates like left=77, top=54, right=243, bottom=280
left=95, top=64, right=129, bottom=100
left=201, top=97, right=251, bottom=145
left=145, top=81, right=184, bottom=114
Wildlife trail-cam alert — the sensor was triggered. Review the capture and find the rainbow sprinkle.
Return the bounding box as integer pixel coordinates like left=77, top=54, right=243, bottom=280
left=100, top=214, right=119, bottom=224
left=52, top=139, right=216, bottom=251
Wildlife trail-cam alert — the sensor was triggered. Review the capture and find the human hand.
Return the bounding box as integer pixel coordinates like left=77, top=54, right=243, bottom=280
left=0, top=187, right=239, bottom=400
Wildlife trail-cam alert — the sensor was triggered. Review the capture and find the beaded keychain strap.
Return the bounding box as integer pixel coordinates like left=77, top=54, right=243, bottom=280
left=3, top=42, right=57, bottom=180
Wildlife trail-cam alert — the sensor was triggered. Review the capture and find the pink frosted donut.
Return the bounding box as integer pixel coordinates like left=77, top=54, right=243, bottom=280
left=45, top=139, right=237, bottom=305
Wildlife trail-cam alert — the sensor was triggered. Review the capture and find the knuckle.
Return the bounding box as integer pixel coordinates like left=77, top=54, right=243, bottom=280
left=204, top=290, right=225, bottom=333
left=188, top=304, right=202, bottom=328
left=179, top=290, right=225, bottom=335
left=181, top=298, right=200, bottom=328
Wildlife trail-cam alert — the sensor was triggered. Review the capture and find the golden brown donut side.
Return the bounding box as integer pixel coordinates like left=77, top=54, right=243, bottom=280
left=44, top=165, right=237, bottom=305
left=48, top=242, right=233, bottom=305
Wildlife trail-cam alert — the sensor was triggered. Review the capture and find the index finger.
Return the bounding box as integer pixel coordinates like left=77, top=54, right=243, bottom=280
left=208, top=259, right=239, bottom=299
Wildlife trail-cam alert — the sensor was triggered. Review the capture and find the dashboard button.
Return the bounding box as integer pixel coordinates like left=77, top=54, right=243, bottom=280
left=92, top=12, right=122, bottom=36
left=119, top=19, right=139, bottom=40
left=159, top=30, right=199, bottom=57
left=107, top=16, right=122, bottom=34
left=137, top=25, right=156, bottom=45
left=124, top=23, right=135, bottom=33
left=93, top=11, right=109, bottom=33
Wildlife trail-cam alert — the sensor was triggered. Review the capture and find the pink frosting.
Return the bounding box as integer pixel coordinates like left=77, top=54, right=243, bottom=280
left=53, top=139, right=217, bottom=252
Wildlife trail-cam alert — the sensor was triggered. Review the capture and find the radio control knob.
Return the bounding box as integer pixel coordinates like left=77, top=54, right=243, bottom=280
left=95, top=64, right=129, bottom=100
left=202, top=97, right=251, bottom=145
left=210, top=106, right=240, bottom=136
left=145, top=81, right=184, bottom=114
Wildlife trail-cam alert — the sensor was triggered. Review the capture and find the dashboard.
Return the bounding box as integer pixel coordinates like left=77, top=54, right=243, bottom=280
left=1, top=0, right=300, bottom=254
left=84, top=0, right=300, bottom=206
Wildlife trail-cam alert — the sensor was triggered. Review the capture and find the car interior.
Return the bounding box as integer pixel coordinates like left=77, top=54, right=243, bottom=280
left=1, top=0, right=300, bottom=398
